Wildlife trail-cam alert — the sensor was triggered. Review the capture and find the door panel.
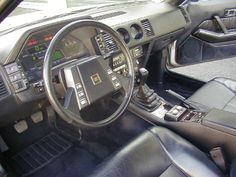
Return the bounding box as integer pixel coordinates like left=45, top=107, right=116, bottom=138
left=176, top=0, right=236, bottom=65
left=177, top=36, right=236, bottom=65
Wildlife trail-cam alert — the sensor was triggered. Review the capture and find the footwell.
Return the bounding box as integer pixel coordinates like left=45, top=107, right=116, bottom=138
left=7, top=133, right=101, bottom=177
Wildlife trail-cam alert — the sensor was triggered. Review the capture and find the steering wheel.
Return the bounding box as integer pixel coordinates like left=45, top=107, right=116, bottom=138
left=43, top=20, right=135, bottom=129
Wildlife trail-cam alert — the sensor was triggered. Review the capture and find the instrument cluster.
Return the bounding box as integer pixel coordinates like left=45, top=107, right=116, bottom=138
left=19, top=27, right=90, bottom=84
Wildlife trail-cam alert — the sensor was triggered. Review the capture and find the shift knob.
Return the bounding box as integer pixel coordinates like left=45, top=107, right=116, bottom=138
left=138, top=68, right=149, bottom=86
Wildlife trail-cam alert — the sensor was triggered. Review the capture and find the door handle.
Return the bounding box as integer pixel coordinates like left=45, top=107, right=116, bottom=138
left=194, top=29, right=236, bottom=43
left=225, top=8, right=236, bottom=17
left=194, top=15, right=236, bottom=43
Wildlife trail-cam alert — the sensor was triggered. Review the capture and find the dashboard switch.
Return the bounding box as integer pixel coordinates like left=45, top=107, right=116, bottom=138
left=172, top=109, right=179, bottom=115
left=107, top=69, right=113, bottom=75
left=5, top=62, right=28, bottom=93
left=5, top=63, right=20, bottom=74
left=79, top=98, right=88, bottom=107
left=164, top=105, right=187, bottom=121
left=78, top=91, right=84, bottom=97
left=75, top=83, right=82, bottom=89
left=13, top=81, right=22, bottom=90
left=9, top=72, right=22, bottom=82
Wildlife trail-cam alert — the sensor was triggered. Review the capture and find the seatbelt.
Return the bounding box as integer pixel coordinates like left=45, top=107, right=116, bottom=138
left=210, top=147, right=227, bottom=173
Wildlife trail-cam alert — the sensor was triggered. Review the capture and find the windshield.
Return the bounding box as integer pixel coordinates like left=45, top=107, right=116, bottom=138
left=1, top=0, right=159, bottom=32
left=9, top=0, right=151, bottom=17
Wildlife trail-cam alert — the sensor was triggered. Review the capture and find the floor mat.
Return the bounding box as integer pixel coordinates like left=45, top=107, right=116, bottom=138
left=8, top=133, right=72, bottom=177
left=30, top=146, right=100, bottom=177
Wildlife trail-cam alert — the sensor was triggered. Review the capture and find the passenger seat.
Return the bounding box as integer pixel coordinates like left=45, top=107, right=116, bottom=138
left=187, top=77, right=236, bottom=114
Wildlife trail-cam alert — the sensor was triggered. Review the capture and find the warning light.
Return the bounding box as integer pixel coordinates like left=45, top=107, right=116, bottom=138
left=44, top=34, right=54, bottom=41
left=27, top=39, right=38, bottom=46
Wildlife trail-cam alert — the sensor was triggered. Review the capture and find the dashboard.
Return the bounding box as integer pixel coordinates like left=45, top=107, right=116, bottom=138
left=0, top=0, right=190, bottom=125
left=5, top=25, right=145, bottom=94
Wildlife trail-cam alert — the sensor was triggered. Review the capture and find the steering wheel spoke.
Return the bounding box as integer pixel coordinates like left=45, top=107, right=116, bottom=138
left=63, top=87, right=84, bottom=115
left=115, top=73, right=131, bottom=93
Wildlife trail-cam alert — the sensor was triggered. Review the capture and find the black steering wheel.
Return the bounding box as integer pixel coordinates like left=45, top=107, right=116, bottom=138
left=43, top=20, right=135, bottom=129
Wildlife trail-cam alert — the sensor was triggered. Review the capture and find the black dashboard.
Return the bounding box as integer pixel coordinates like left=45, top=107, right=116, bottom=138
left=4, top=24, right=145, bottom=94
left=0, top=0, right=190, bottom=125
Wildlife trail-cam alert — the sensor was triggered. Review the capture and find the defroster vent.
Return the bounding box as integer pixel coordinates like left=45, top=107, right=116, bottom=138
left=141, top=19, right=154, bottom=37
left=94, top=11, right=126, bottom=20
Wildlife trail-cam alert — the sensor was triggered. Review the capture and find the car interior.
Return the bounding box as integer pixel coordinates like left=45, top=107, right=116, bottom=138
left=0, top=0, right=236, bottom=176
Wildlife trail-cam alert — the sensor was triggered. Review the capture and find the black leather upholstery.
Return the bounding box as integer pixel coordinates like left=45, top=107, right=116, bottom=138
left=187, top=77, right=236, bottom=114
left=231, top=159, right=236, bottom=177
left=89, top=127, right=223, bottom=177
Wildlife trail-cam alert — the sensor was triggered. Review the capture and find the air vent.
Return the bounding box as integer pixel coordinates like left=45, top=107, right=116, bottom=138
left=103, top=33, right=118, bottom=52
left=117, top=28, right=130, bottom=44
left=0, top=75, right=9, bottom=99
left=141, top=19, right=154, bottom=37
left=93, top=11, right=126, bottom=20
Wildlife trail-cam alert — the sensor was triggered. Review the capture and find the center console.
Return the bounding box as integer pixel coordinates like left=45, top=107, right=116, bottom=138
left=132, top=68, right=206, bottom=123
left=202, top=109, right=236, bottom=136
left=130, top=68, right=236, bottom=163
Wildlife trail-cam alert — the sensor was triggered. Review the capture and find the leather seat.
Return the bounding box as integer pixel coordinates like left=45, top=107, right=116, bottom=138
left=187, top=77, right=236, bottom=114
left=231, top=159, right=236, bottom=177
left=89, top=127, right=223, bottom=177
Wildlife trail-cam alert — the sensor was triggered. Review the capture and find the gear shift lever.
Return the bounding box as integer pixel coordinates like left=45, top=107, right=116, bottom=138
left=132, top=68, right=161, bottom=111
left=139, top=68, right=148, bottom=86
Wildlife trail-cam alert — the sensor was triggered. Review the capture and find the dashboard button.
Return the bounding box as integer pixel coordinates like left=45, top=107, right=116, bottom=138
left=78, top=91, right=84, bottom=97
left=172, top=109, right=179, bottom=115
left=80, top=99, right=87, bottom=105
left=9, top=72, right=22, bottom=82
left=111, top=75, right=117, bottom=81
left=107, top=69, right=113, bottom=75
left=176, top=106, right=183, bottom=111
left=75, top=83, right=82, bottom=89
left=13, top=82, right=22, bottom=90
left=5, top=63, right=19, bottom=74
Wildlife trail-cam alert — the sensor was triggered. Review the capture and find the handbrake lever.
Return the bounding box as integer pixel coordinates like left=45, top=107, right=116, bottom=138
left=166, top=89, right=200, bottom=110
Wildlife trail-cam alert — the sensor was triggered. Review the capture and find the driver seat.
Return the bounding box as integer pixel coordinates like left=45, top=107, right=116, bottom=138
left=89, top=127, right=223, bottom=177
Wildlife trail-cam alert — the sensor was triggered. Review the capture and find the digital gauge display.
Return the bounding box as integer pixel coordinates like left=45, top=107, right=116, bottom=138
left=53, top=50, right=64, bottom=61
left=20, top=31, right=89, bottom=83
left=20, top=48, right=65, bottom=83
left=27, top=44, right=47, bottom=54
